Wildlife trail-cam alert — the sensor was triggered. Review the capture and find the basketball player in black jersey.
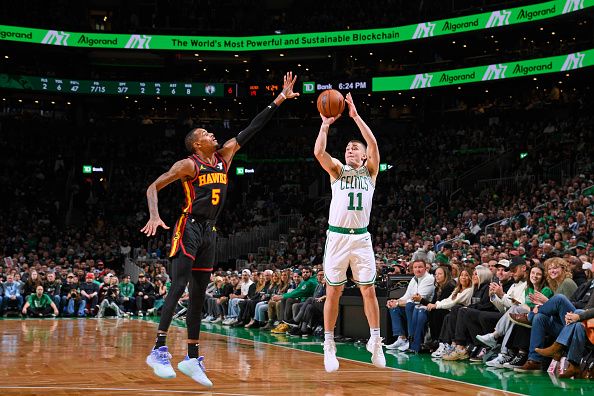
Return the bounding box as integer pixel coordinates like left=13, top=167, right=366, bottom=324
left=141, top=72, right=299, bottom=386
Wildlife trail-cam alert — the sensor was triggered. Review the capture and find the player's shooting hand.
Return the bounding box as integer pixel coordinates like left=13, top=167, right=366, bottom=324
left=281, top=71, right=300, bottom=99
left=140, top=217, right=170, bottom=237
left=320, top=113, right=340, bottom=126
left=345, top=93, right=358, bottom=118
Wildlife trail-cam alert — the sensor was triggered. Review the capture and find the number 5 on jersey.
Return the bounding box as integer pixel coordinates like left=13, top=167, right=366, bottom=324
left=212, top=189, right=220, bottom=205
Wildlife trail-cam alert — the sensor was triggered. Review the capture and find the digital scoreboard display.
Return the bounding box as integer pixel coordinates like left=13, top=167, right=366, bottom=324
left=0, top=74, right=237, bottom=97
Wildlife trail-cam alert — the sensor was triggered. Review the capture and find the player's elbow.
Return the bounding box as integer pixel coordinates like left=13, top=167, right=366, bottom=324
left=313, top=147, right=324, bottom=159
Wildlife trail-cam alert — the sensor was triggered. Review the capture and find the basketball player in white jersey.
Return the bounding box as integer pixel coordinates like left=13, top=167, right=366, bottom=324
left=314, top=93, right=385, bottom=372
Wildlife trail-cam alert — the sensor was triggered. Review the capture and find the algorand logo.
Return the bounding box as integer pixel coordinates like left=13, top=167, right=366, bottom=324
left=410, top=73, right=433, bottom=89
left=561, top=52, right=585, bottom=71
left=482, top=64, right=507, bottom=80
left=486, top=10, right=511, bottom=28
left=412, top=22, right=435, bottom=39
left=41, top=30, right=70, bottom=46
left=563, top=0, right=584, bottom=14
left=125, top=34, right=151, bottom=49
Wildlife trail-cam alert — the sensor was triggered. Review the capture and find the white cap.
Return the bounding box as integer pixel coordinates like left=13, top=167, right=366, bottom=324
left=241, top=269, right=251, bottom=276
left=582, top=262, right=592, bottom=271
left=497, top=259, right=510, bottom=268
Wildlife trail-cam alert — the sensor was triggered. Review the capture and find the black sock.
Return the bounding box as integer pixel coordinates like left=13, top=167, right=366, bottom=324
left=188, top=343, right=200, bottom=359
left=154, top=334, right=167, bottom=350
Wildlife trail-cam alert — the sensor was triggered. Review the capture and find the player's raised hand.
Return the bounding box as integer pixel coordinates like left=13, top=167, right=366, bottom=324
left=281, top=71, right=300, bottom=99
left=320, top=113, right=340, bottom=126
left=140, top=217, right=170, bottom=237
left=345, top=92, right=358, bottom=118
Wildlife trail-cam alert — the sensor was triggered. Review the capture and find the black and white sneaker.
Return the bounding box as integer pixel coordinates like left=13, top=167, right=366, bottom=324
left=502, top=352, right=527, bottom=369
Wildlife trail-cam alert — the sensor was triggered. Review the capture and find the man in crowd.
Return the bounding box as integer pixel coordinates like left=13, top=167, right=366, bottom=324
left=22, top=285, right=59, bottom=317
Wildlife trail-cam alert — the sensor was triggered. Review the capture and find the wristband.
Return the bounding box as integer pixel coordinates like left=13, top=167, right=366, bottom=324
left=280, top=92, right=287, bottom=99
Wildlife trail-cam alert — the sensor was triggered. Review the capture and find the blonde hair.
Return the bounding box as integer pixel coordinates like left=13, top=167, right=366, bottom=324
left=544, top=257, right=573, bottom=292
left=473, top=265, right=493, bottom=289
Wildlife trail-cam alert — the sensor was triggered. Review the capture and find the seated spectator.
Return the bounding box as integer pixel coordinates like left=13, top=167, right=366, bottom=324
left=204, top=276, right=227, bottom=322
left=2, top=274, right=23, bottom=314
left=118, top=274, right=135, bottom=315
left=23, top=270, right=42, bottom=298
left=385, top=259, right=435, bottom=351
left=288, top=269, right=327, bottom=336
left=148, top=277, right=168, bottom=315
left=263, top=271, right=290, bottom=330
left=135, top=273, right=156, bottom=316
left=60, top=273, right=85, bottom=317
left=410, top=266, right=456, bottom=352
left=223, top=269, right=256, bottom=326
left=243, top=270, right=274, bottom=328
left=44, top=271, right=62, bottom=309
left=270, top=267, right=318, bottom=334
left=98, top=276, right=125, bottom=318
left=22, top=285, right=59, bottom=317
left=80, top=272, right=100, bottom=316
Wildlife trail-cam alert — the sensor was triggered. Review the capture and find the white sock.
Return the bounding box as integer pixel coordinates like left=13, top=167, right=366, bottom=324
left=370, top=328, right=380, bottom=339
left=324, top=331, right=334, bottom=342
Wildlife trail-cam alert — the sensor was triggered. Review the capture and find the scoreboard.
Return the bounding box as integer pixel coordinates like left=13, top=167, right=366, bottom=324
left=0, top=74, right=237, bottom=97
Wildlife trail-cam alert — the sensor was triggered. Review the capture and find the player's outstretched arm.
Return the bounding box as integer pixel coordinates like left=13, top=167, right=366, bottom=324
left=218, top=71, right=300, bottom=165
left=140, top=158, right=195, bottom=237
left=345, top=92, right=380, bottom=177
left=314, top=114, right=342, bottom=180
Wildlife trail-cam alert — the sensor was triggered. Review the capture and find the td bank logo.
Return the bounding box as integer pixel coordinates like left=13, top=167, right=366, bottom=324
left=561, top=52, right=585, bottom=71
left=125, top=34, right=151, bottom=49
left=412, top=22, right=435, bottom=39
left=482, top=64, right=507, bottom=80
left=563, top=0, right=584, bottom=13
left=486, top=10, right=511, bottom=28
left=302, top=81, right=315, bottom=94
left=410, top=73, right=433, bottom=89
left=41, top=30, right=70, bottom=46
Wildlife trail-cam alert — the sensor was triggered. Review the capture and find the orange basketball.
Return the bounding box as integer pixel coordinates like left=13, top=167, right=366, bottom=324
left=317, top=89, right=345, bottom=118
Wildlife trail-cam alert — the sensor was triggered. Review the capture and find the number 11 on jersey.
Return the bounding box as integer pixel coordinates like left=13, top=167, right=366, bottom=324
left=347, top=192, right=363, bottom=211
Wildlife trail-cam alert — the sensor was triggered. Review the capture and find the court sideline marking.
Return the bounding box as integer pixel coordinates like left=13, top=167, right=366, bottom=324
left=0, top=386, right=260, bottom=396
left=163, top=320, right=527, bottom=396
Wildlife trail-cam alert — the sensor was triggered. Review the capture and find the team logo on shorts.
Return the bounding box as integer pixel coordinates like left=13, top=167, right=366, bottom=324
left=173, top=231, right=181, bottom=240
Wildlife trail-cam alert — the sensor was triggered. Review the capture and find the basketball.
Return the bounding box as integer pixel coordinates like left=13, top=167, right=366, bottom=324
left=317, top=89, right=345, bottom=118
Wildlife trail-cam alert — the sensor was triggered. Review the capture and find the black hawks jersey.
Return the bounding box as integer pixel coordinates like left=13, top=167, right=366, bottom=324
left=181, top=152, right=229, bottom=221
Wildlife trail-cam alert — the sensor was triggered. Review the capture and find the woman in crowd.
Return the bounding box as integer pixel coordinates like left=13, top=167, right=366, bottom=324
left=23, top=270, right=43, bottom=297
left=150, top=278, right=168, bottom=315
left=263, top=270, right=290, bottom=330
left=433, top=266, right=493, bottom=359
left=247, top=271, right=281, bottom=328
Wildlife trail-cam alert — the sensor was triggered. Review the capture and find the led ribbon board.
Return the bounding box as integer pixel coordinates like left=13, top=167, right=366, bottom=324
left=372, top=50, right=593, bottom=92
left=0, top=76, right=236, bottom=97
left=0, top=0, right=590, bottom=51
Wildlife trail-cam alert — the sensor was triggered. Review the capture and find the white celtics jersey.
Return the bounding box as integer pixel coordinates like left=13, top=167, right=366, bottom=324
left=328, top=164, right=375, bottom=229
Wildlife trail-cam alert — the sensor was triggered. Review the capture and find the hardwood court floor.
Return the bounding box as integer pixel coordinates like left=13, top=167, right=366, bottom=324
left=0, top=318, right=585, bottom=395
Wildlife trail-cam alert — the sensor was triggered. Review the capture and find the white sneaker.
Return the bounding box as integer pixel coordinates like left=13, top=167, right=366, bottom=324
left=431, top=343, right=447, bottom=358
left=485, top=353, right=512, bottom=368
left=476, top=333, right=498, bottom=348
left=210, top=317, right=222, bottom=324
left=385, top=337, right=407, bottom=350
left=204, top=315, right=213, bottom=322
left=178, top=356, right=213, bottom=387
left=323, top=339, right=339, bottom=372
left=222, top=318, right=234, bottom=325
left=366, top=337, right=386, bottom=368
left=397, top=340, right=410, bottom=352
left=146, top=346, right=176, bottom=379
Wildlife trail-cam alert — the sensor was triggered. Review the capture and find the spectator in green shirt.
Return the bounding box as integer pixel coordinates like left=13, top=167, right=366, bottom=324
left=119, top=274, right=135, bottom=314
left=22, top=285, right=58, bottom=317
